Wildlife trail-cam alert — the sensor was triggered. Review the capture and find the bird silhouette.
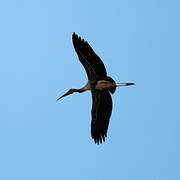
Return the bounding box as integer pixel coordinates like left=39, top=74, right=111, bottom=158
left=57, top=32, right=134, bottom=144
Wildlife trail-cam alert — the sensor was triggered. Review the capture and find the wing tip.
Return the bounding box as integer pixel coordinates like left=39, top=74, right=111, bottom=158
left=72, top=32, right=76, bottom=36
left=92, top=133, right=107, bottom=145
left=72, top=32, right=78, bottom=40
left=72, top=32, right=86, bottom=43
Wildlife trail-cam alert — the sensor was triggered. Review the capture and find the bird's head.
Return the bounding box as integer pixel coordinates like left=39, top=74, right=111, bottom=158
left=56, top=88, right=76, bottom=101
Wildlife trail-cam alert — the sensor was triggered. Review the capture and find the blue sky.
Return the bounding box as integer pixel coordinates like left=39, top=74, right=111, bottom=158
left=0, top=0, right=180, bottom=179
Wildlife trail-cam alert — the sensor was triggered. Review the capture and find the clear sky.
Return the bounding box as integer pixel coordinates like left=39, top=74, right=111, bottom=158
left=0, top=0, right=180, bottom=179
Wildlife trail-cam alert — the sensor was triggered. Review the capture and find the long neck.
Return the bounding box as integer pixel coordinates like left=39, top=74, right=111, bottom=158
left=76, top=81, right=91, bottom=93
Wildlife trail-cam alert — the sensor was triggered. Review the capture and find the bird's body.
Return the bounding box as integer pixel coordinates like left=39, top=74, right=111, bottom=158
left=57, top=32, right=134, bottom=144
left=95, top=80, right=116, bottom=90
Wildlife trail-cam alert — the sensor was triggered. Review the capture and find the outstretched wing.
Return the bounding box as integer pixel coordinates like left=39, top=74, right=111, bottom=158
left=91, top=90, right=113, bottom=144
left=72, top=32, right=107, bottom=80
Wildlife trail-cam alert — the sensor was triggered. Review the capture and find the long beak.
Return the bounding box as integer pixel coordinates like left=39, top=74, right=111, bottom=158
left=56, top=90, right=72, bottom=101
left=116, top=82, right=135, bottom=87
left=56, top=94, right=66, bottom=101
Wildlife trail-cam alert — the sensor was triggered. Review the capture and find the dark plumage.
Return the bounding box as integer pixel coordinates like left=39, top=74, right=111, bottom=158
left=57, top=32, right=134, bottom=144
left=72, top=33, right=114, bottom=144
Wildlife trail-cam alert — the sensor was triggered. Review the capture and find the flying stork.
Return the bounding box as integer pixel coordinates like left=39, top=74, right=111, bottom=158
left=57, top=32, right=134, bottom=144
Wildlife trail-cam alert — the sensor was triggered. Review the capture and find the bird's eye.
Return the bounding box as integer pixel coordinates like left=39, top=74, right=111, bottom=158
left=69, top=89, right=74, bottom=93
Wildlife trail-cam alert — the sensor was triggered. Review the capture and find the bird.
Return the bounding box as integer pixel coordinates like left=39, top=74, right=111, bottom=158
left=57, top=32, right=134, bottom=144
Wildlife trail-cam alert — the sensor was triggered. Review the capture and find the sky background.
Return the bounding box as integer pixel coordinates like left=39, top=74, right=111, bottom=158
left=0, top=0, right=180, bottom=179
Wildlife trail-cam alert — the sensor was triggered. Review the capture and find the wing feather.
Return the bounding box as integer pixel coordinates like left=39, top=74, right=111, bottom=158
left=91, top=90, right=112, bottom=144
left=72, top=32, right=107, bottom=80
